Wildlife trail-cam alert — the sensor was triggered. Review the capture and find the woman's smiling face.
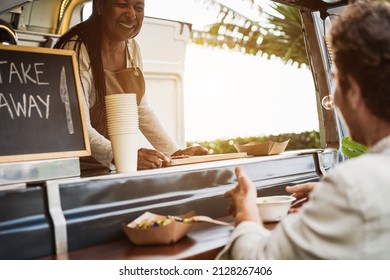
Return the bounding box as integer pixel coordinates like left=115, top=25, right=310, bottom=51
left=98, top=0, right=145, bottom=42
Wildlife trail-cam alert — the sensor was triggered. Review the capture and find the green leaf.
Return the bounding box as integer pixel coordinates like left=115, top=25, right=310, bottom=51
left=192, top=0, right=308, bottom=67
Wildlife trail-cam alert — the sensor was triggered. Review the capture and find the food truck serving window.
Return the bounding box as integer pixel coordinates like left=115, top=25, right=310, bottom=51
left=66, top=0, right=320, bottom=149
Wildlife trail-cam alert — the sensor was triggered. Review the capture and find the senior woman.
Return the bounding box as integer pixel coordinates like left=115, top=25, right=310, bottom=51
left=54, top=0, right=207, bottom=172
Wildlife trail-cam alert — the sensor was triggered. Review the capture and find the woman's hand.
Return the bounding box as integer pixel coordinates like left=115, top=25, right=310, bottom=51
left=172, top=146, right=209, bottom=157
left=224, top=166, right=261, bottom=225
left=137, top=148, right=170, bottom=170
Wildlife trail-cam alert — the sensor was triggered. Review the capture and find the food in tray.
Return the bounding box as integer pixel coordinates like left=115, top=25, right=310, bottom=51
left=135, top=216, right=193, bottom=230
left=135, top=218, right=172, bottom=229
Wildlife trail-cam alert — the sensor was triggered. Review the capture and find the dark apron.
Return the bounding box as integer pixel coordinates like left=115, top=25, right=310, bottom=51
left=92, top=66, right=145, bottom=138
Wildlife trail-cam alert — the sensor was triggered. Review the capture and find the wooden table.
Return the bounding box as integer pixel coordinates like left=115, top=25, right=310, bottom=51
left=43, top=217, right=278, bottom=260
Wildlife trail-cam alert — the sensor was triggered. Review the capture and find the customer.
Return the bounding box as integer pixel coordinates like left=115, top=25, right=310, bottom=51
left=217, top=1, right=390, bottom=259
left=54, top=0, right=207, bottom=171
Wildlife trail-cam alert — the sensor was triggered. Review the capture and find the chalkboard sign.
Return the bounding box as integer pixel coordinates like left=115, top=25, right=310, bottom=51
left=0, top=45, right=90, bottom=163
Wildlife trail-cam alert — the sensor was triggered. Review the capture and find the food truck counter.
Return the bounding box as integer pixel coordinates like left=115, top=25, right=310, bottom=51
left=0, top=149, right=337, bottom=260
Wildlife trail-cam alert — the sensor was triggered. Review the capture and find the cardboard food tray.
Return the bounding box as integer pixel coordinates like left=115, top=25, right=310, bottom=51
left=234, top=139, right=290, bottom=156
left=122, top=211, right=194, bottom=245
left=122, top=211, right=232, bottom=245
left=166, top=152, right=247, bottom=166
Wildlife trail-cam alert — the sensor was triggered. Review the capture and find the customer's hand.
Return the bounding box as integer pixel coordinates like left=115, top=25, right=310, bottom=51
left=172, top=146, right=209, bottom=157
left=137, top=148, right=170, bottom=170
left=224, top=166, right=261, bottom=225
left=286, top=182, right=317, bottom=199
left=285, top=182, right=317, bottom=213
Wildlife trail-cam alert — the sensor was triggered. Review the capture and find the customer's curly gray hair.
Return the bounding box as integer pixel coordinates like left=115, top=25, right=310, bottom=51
left=330, top=1, right=390, bottom=121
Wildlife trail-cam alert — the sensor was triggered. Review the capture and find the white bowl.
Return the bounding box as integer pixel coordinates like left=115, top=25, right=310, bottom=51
left=256, top=195, right=296, bottom=222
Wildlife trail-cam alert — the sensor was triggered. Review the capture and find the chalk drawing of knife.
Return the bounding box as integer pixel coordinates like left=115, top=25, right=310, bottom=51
left=60, top=66, right=74, bottom=134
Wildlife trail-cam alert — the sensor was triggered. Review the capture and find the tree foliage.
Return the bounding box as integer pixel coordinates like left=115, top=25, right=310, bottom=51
left=188, top=131, right=321, bottom=154
left=192, top=0, right=308, bottom=67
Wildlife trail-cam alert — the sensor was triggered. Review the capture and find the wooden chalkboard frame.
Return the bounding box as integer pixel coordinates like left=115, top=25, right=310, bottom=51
left=0, top=45, right=90, bottom=163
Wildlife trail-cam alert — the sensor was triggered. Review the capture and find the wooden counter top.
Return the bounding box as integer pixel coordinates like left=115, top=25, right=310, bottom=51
left=43, top=217, right=277, bottom=260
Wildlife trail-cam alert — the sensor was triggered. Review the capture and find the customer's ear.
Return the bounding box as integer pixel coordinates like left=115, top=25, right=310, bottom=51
left=347, top=75, right=363, bottom=110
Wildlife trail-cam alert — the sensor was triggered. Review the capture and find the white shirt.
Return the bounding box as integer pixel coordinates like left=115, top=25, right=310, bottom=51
left=217, top=135, right=390, bottom=259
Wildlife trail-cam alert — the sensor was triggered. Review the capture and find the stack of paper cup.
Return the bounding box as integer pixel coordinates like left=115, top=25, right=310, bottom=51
left=105, top=94, right=138, bottom=173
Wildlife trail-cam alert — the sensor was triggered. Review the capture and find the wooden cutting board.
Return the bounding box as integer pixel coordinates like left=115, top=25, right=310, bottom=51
left=166, top=152, right=247, bottom=166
